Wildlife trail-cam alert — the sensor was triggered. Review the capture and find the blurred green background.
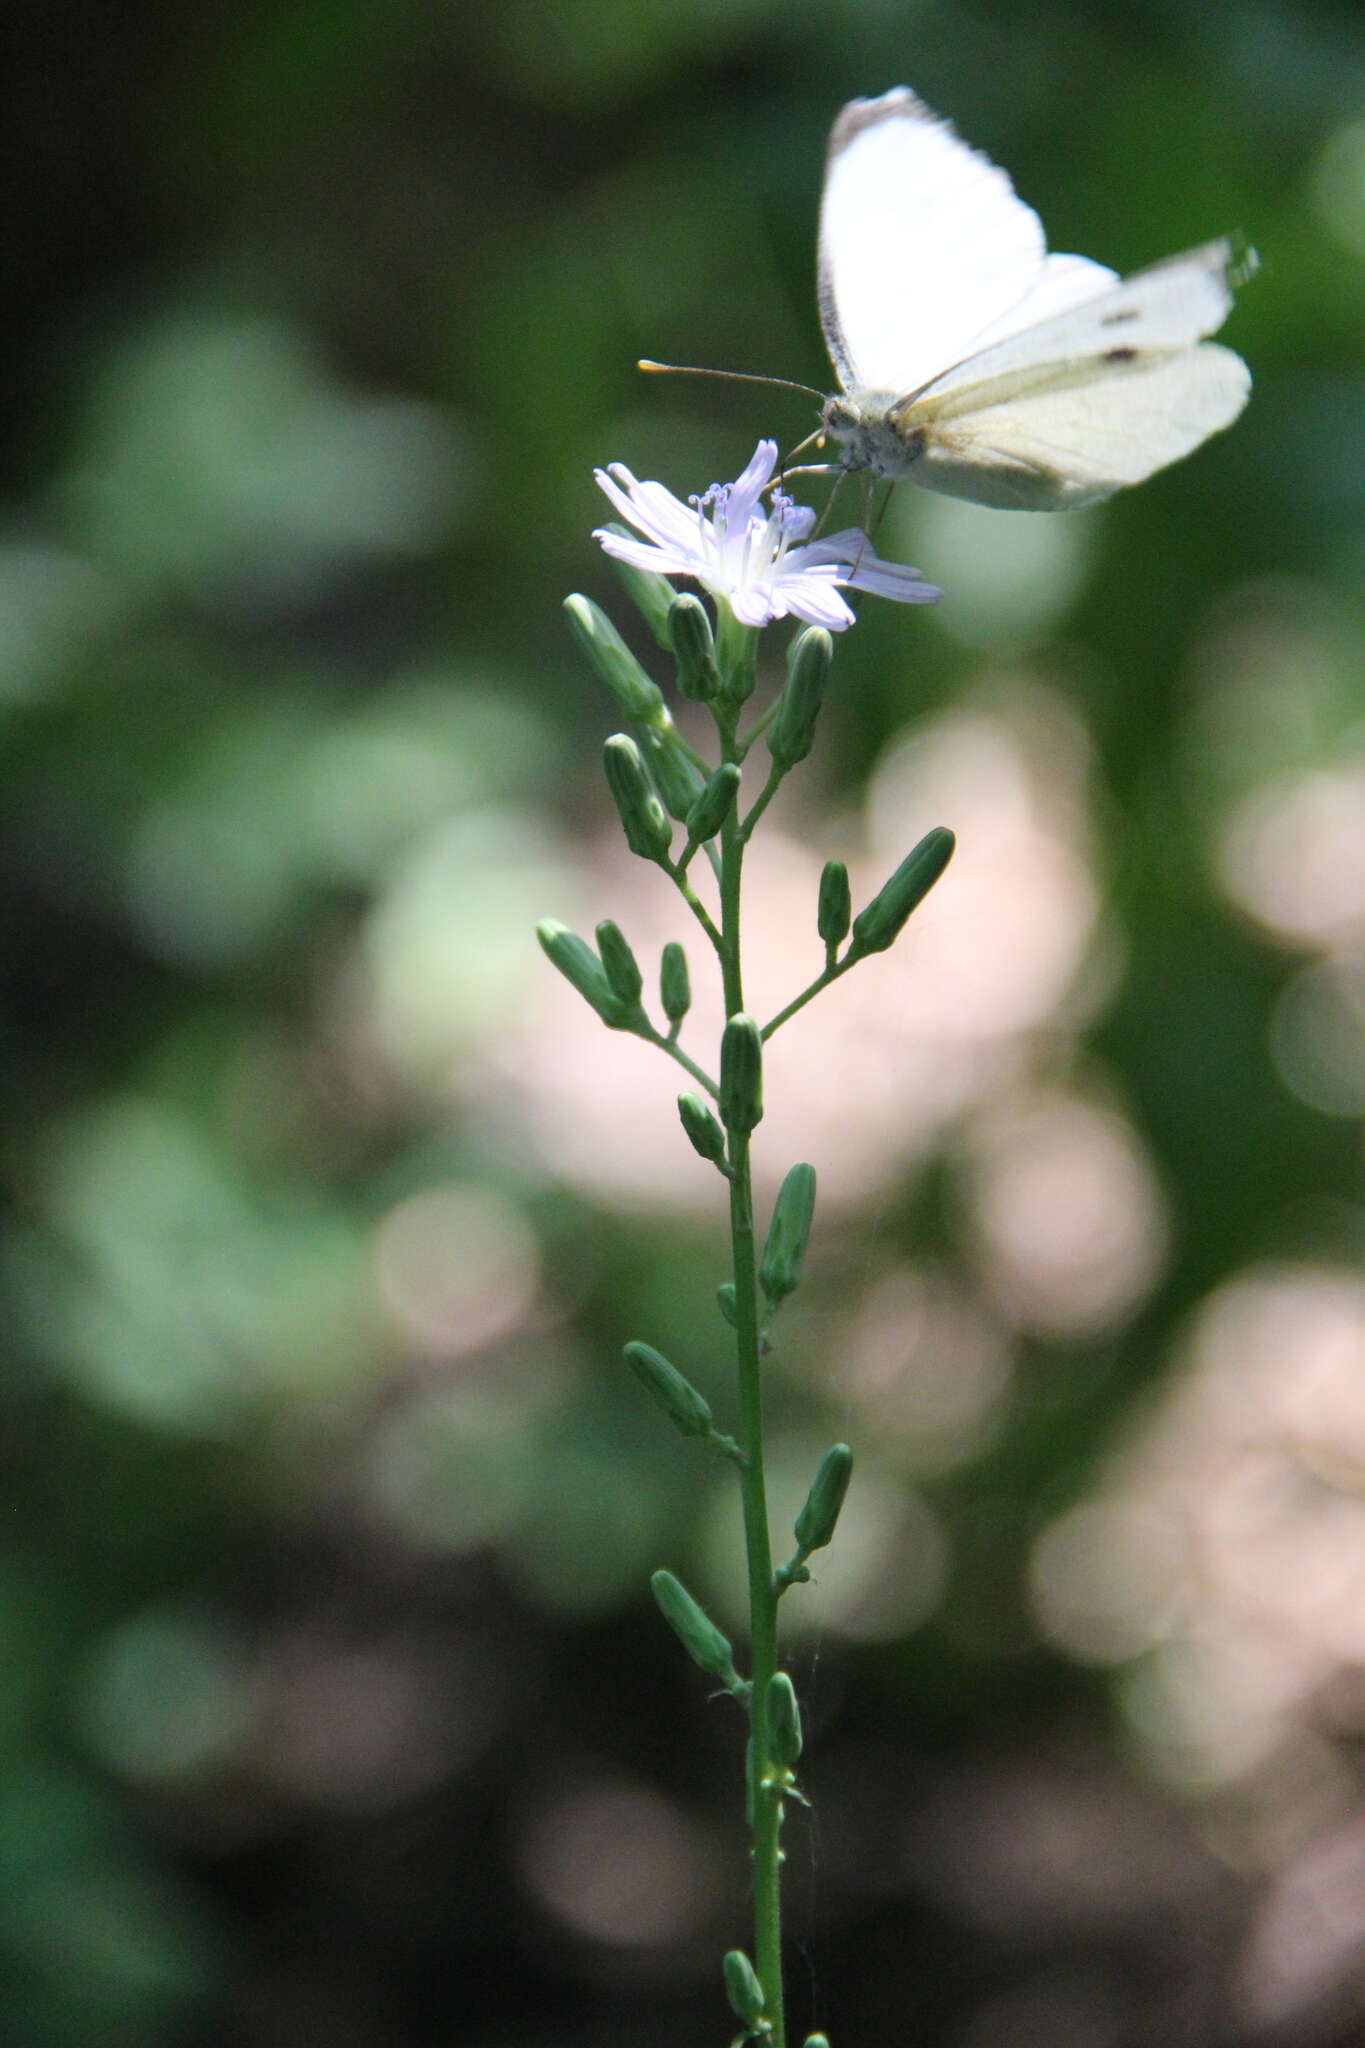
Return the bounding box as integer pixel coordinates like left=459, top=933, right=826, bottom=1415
left=3, top=1, right=1364, bottom=2044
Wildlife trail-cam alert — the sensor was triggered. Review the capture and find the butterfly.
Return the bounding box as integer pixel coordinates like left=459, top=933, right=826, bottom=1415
left=813, top=88, right=1252, bottom=509
left=645, top=88, right=1252, bottom=512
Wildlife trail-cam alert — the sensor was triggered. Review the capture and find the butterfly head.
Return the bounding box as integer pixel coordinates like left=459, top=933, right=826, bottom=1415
left=820, top=391, right=926, bottom=480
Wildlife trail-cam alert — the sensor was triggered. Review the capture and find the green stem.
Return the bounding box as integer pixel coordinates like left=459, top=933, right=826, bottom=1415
left=761, top=956, right=850, bottom=1040
left=735, top=695, right=782, bottom=759
left=667, top=863, right=726, bottom=962
left=634, top=1020, right=718, bottom=1099
left=738, top=758, right=786, bottom=844
left=717, top=714, right=786, bottom=2048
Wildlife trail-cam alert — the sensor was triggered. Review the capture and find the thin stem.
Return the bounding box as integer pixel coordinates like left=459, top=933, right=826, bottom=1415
left=666, top=862, right=725, bottom=961
left=676, top=833, right=726, bottom=888
left=735, top=696, right=782, bottom=759
left=738, top=758, right=786, bottom=844
left=727, top=1129, right=785, bottom=2048
left=716, top=707, right=787, bottom=2048
left=761, top=955, right=852, bottom=1040
left=633, top=1020, right=718, bottom=1099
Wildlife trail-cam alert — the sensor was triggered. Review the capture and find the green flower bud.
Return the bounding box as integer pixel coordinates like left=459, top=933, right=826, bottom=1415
left=640, top=724, right=707, bottom=822
left=624, top=1340, right=713, bottom=1440
left=678, top=1092, right=726, bottom=1165
left=759, top=1162, right=817, bottom=1307
left=595, top=920, right=643, bottom=1005
left=686, top=761, right=741, bottom=844
left=603, top=733, right=673, bottom=861
left=601, top=533, right=676, bottom=648
left=804, top=2036, right=831, bottom=2047
left=817, top=860, right=851, bottom=948
left=769, top=626, right=833, bottom=768
left=717, top=1282, right=738, bottom=1328
left=564, top=595, right=665, bottom=721
left=650, top=1569, right=738, bottom=1683
left=536, top=920, right=630, bottom=1028
left=723, top=1950, right=766, bottom=2028
left=846, top=827, right=955, bottom=959
left=660, top=941, right=691, bottom=1026
left=716, top=609, right=759, bottom=704
left=719, top=1013, right=763, bottom=1134
left=794, top=1443, right=853, bottom=1556
left=668, top=593, right=720, bottom=700
left=765, top=1671, right=803, bottom=1766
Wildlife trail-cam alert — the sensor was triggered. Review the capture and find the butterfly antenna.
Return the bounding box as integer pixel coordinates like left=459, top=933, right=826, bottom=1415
left=638, top=360, right=826, bottom=401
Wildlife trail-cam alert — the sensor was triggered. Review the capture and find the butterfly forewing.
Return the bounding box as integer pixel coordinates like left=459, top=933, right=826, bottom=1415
left=818, top=89, right=1049, bottom=398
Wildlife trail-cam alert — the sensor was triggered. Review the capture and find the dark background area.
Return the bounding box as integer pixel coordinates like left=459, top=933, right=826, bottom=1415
left=2, top=2, right=1364, bottom=2044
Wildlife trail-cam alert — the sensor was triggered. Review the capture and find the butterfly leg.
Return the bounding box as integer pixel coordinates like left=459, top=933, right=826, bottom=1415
left=810, top=468, right=849, bottom=538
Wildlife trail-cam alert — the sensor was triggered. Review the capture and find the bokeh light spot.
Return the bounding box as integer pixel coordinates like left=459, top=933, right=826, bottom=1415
left=374, top=1182, right=541, bottom=1359
left=517, top=1778, right=720, bottom=1948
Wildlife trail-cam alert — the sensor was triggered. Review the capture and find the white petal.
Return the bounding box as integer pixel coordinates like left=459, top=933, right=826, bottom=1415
left=778, top=572, right=856, bottom=629
left=594, top=530, right=699, bottom=579
left=726, top=442, right=781, bottom=526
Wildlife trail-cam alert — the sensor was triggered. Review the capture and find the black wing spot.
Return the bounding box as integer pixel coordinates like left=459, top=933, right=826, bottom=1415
left=1100, top=308, right=1141, bottom=327
left=1103, top=346, right=1139, bottom=363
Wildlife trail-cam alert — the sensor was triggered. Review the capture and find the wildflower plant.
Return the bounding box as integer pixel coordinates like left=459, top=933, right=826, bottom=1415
left=540, top=438, right=944, bottom=2048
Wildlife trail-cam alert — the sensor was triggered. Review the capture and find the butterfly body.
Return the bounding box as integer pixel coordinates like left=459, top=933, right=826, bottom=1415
left=819, top=390, right=926, bottom=480
left=815, top=89, right=1252, bottom=510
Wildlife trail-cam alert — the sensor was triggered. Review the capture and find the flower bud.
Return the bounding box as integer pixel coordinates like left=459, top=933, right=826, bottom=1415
left=601, top=535, right=676, bottom=648
left=595, top=920, right=643, bottom=1005
left=651, top=1569, right=738, bottom=1683
left=794, top=1444, right=853, bottom=1556
left=765, top=1671, right=803, bottom=1766
left=804, top=2036, right=831, bottom=2047
left=624, top=1340, right=713, bottom=1440
left=668, top=593, right=720, bottom=701
left=716, top=611, right=759, bottom=704
left=686, top=762, right=741, bottom=844
left=769, top=626, right=833, bottom=768
left=678, top=1092, right=726, bottom=1165
left=719, top=1013, right=763, bottom=1134
left=563, top=595, right=665, bottom=721
left=660, top=941, right=691, bottom=1026
left=759, top=1163, right=816, bottom=1307
left=603, top=733, right=673, bottom=861
left=846, top=827, right=955, bottom=959
left=817, top=860, right=851, bottom=948
left=640, top=724, right=707, bottom=821
left=717, top=1282, right=738, bottom=1328
left=536, top=920, right=630, bottom=1028
left=723, top=1950, right=766, bottom=2028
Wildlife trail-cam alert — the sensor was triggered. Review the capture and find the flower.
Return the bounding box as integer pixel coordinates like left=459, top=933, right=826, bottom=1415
left=593, top=440, right=940, bottom=631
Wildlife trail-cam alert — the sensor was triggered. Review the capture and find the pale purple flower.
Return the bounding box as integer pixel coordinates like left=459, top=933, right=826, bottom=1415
left=593, top=440, right=940, bottom=631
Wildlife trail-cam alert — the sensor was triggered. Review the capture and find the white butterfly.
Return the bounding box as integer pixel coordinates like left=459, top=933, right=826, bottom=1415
left=813, top=87, right=1252, bottom=509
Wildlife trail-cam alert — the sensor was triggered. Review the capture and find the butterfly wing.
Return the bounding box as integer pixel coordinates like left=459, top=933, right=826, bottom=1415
left=898, top=241, right=1251, bottom=509
left=913, top=240, right=1244, bottom=402
left=819, top=88, right=1104, bottom=397
left=904, top=347, right=1251, bottom=509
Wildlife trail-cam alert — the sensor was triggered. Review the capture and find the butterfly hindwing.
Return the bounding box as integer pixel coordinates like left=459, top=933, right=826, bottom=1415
left=911, top=241, right=1243, bottom=408
left=905, top=344, right=1251, bottom=510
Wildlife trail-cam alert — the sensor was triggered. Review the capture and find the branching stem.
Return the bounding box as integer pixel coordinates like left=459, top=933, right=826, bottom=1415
left=716, top=707, right=787, bottom=2048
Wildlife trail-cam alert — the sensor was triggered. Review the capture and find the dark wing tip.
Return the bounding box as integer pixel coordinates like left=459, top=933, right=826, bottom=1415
left=827, top=86, right=939, bottom=158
